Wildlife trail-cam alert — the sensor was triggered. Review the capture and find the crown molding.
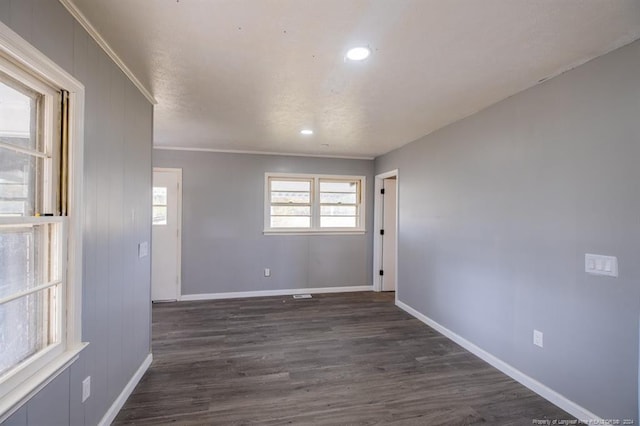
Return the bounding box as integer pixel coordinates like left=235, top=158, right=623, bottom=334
left=58, top=0, right=157, bottom=105
left=153, top=146, right=375, bottom=161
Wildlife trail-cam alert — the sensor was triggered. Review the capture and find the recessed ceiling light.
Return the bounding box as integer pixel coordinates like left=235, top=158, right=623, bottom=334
left=300, top=129, right=313, bottom=135
left=346, top=46, right=371, bottom=61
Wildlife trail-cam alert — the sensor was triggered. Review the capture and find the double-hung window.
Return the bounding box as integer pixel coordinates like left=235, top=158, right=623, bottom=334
left=265, top=173, right=365, bottom=234
left=0, top=23, right=84, bottom=417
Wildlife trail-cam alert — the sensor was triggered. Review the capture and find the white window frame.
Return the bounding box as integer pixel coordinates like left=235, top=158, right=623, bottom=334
left=264, top=173, right=366, bottom=235
left=0, top=21, right=86, bottom=421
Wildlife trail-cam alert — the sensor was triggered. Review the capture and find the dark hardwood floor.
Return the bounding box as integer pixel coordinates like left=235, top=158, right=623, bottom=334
left=114, top=292, right=574, bottom=425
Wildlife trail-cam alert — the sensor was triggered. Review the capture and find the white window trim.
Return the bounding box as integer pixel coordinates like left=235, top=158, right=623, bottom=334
left=264, top=172, right=366, bottom=235
left=0, top=21, right=87, bottom=422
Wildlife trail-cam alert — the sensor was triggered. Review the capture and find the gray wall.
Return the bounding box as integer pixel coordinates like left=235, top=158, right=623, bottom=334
left=376, top=39, right=640, bottom=420
left=154, top=150, right=374, bottom=295
left=1, top=1, right=153, bottom=425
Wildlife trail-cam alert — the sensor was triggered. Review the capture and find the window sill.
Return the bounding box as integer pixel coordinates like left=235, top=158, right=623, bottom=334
left=263, top=229, right=366, bottom=236
left=0, top=342, right=89, bottom=423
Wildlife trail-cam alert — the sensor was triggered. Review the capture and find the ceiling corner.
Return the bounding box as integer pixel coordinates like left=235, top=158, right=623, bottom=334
left=58, top=0, right=157, bottom=105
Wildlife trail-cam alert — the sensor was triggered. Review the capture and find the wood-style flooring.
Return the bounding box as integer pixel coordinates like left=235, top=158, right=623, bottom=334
left=114, top=292, right=574, bottom=425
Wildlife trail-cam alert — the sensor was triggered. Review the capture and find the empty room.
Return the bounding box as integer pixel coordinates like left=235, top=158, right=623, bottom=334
left=0, top=1, right=639, bottom=425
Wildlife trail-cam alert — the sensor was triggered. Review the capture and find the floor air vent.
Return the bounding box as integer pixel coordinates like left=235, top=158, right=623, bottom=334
left=293, top=294, right=312, bottom=299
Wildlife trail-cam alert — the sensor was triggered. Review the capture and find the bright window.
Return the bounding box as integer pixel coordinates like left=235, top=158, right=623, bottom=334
left=152, top=187, right=168, bottom=225
left=0, top=65, right=66, bottom=400
left=319, top=179, right=360, bottom=228
left=269, top=178, right=312, bottom=229
left=0, top=23, right=84, bottom=416
left=265, top=173, right=365, bottom=234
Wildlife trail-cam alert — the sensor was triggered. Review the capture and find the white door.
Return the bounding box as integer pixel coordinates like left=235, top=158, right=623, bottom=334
left=152, top=169, right=181, bottom=301
left=382, top=177, right=397, bottom=291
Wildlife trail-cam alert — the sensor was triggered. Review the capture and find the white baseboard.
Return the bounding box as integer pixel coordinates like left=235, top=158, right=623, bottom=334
left=180, top=285, right=372, bottom=301
left=395, top=300, right=604, bottom=423
left=98, top=353, right=152, bottom=426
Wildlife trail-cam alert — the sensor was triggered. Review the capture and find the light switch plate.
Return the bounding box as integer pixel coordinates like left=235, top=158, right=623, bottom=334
left=533, top=330, right=543, bottom=348
left=82, top=376, right=91, bottom=403
left=138, top=241, right=149, bottom=258
left=585, top=253, right=618, bottom=277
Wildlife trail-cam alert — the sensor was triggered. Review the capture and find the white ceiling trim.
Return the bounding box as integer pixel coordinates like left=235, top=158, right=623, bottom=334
left=58, top=0, right=157, bottom=105
left=154, top=146, right=375, bottom=161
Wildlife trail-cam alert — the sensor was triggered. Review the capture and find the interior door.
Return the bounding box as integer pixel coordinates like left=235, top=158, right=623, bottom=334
left=382, top=177, right=397, bottom=291
left=152, top=169, right=181, bottom=301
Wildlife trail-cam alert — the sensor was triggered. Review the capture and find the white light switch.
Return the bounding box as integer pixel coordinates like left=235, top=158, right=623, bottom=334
left=533, top=330, right=543, bottom=348
left=138, top=242, right=149, bottom=258
left=585, top=253, right=618, bottom=277
left=82, top=376, right=91, bottom=402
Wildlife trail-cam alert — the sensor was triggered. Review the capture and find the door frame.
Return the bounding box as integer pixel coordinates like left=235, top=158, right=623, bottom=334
left=373, top=169, right=399, bottom=297
left=152, top=167, right=183, bottom=301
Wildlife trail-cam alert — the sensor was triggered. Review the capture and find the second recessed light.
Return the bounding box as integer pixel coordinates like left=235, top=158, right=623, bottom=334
left=346, top=46, right=371, bottom=61
left=300, top=129, right=314, bottom=135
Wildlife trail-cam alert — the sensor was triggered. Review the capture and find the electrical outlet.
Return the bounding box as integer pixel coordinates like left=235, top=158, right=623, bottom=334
left=533, top=330, right=543, bottom=348
left=264, top=268, right=271, bottom=277
left=82, top=376, right=91, bottom=402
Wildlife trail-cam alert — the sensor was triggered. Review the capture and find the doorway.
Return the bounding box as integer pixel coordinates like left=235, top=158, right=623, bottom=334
left=373, top=170, right=398, bottom=293
left=152, top=168, right=182, bottom=302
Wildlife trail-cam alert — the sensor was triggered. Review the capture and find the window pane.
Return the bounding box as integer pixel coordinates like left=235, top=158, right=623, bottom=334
left=321, top=216, right=358, bottom=228
left=0, top=148, right=37, bottom=216
left=319, top=181, right=357, bottom=193
left=266, top=175, right=363, bottom=232
left=271, top=191, right=310, bottom=204
left=271, top=206, right=311, bottom=216
left=0, top=224, right=60, bottom=299
left=320, top=206, right=357, bottom=216
left=0, top=61, right=66, bottom=392
left=0, top=80, right=39, bottom=152
left=271, top=180, right=310, bottom=192
left=0, top=287, right=58, bottom=377
left=271, top=216, right=311, bottom=228
left=153, top=206, right=167, bottom=225
left=153, top=187, right=167, bottom=205
left=319, top=192, right=357, bottom=204
left=0, top=201, right=27, bottom=217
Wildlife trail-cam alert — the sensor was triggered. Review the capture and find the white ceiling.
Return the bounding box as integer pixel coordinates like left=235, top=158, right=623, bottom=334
left=69, top=0, right=640, bottom=158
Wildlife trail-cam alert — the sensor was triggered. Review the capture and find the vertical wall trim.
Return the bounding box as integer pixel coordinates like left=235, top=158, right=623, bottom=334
left=372, top=169, right=399, bottom=295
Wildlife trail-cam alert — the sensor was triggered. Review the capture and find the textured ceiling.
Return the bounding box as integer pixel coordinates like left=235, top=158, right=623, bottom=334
left=69, top=0, right=640, bottom=158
